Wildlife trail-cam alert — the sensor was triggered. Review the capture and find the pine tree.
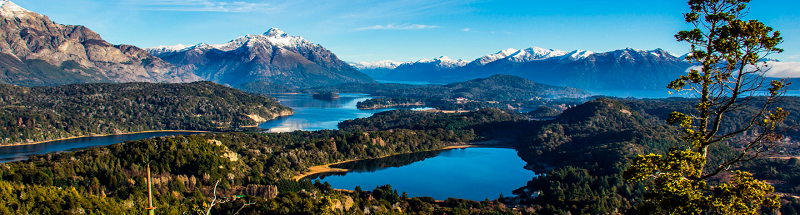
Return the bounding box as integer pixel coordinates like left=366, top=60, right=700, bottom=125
left=624, top=0, right=787, bottom=214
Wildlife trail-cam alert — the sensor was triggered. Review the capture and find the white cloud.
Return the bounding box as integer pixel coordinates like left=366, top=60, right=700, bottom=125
left=685, top=61, right=800, bottom=78
left=788, top=55, right=800, bottom=59
left=462, top=28, right=470, bottom=32
left=130, top=0, right=275, bottom=12
left=356, top=24, right=439, bottom=31
left=764, top=61, right=800, bottom=78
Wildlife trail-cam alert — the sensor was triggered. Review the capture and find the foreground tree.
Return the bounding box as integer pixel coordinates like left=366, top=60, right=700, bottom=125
left=624, top=0, right=788, bottom=214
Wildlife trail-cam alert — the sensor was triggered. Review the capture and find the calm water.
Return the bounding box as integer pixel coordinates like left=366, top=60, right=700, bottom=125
left=309, top=148, right=536, bottom=201
left=0, top=93, right=413, bottom=162
left=0, top=131, right=201, bottom=162
left=259, top=93, right=426, bottom=132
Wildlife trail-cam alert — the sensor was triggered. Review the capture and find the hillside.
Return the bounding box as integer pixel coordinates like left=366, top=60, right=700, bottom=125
left=0, top=81, right=292, bottom=145
left=0, top=1, right=199, bottom=87
left=1, top=97, right=799, bottom=213
left=352, top=74, right=590, bottom=110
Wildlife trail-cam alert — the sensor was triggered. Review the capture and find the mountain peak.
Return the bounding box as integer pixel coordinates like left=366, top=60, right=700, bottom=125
left=0, top=1, right=34, bottom=18
left=350, top=60, right=402, bottom=70
left=561, top=50, right=595, bottom=61
left=434, top=56, right=452, bottom=61
left=264, top=28, right=288, bottom=38
left=499, top=48, right=519, bottom=55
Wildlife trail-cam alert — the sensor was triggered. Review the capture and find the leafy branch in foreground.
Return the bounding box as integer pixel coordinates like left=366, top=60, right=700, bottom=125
left=624, top=0, right=788, bottom=214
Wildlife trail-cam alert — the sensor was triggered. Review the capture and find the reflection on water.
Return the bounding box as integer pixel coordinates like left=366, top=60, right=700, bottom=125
left=308, top=150, right=444, bottom=179
left=0, top=132, right=201, bottom=162
left=260, top=93, right=426, bottom=132
left=310, top=148, right=536, bottom=201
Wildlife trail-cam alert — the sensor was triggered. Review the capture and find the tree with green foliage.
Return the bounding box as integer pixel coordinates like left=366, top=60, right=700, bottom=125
left=624, top=0, right=788, bottom=214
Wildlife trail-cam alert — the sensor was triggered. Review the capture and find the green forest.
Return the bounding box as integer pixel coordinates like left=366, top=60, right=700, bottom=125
left=0, top=81, right=292, bottom=145
left=3, top=95, right=800, bottom=214
left=0, top=108, right=523, bottom=214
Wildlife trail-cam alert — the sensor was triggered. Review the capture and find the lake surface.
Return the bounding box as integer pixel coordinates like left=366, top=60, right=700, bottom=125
left=0, top=93, right=410, bottom=162
left=308, top=147, right=536, bottom=201
left=0, top=131, right=201, bottom=162
left=259, top=93, right=426, bottom=132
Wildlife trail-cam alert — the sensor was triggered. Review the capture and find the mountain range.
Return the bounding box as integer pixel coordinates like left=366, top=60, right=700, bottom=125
left=146, top=28, right=374, bottom=88
left=352, top=47, right=692, bottom=90
left=0, top=1, right=199, bottom=87
left=0, top=1, right=373, bottom=88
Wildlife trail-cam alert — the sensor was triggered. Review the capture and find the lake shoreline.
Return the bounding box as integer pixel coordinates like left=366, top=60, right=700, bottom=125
left=0, top=130, right=209, bottom=148
left=294, top=141, right=514, bottom=181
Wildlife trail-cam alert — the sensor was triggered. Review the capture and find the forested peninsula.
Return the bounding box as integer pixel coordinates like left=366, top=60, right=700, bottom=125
left=0, top=81, right=293, bottom=145
left=2, top=97, right=800, bottom=214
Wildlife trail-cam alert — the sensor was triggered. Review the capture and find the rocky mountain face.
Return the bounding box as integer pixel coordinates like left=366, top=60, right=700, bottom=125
left=0, top=1, right=199, bottom=87
left=356, top=47, right=691, bottom=90
left=148, top=28, right=374, bottom=88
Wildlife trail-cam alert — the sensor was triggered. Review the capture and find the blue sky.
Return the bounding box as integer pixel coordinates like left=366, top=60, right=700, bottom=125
left=14, top=0, right=800, bottom=63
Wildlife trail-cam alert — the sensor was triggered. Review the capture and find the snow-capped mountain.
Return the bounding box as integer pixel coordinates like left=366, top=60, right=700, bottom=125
left=350, top=60, right=403, bottom=70
left=147, top=28, right=374, bottom=88
left=348, top=60, right=403, bottom=79
left=360, top=47, right=691, bottom=90
left=376, top=56, right=468, bottom=81
left=146, top=44, right=190, bottom=56
left=413, top=56, right=469, bottom=69
left=560, top=50, right=596, bottom=61
left=0, top=0, right=199, bottom=86
left=473, top=48, right=519, bottom=66
left=470, top=47, right=570, bottom=66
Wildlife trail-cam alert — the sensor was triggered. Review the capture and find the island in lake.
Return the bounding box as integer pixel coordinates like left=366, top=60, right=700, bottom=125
left=312, top=92, right=340, bottom=101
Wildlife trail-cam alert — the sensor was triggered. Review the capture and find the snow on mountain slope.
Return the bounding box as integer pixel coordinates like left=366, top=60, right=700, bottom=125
left=0, top=1, right=36, bottom=18
left=430, top=56, right=468, bottom=68
left=146, top=28, right=373, bottom=88
left=560, top=50, right=595, bottom=61
left=474, top=48, right=518, bottom=65
left=147, top=44, right=190, bottom=56
left=146, top=28, right=310, bottom=55
left=350, top=60, right=403, bottom=70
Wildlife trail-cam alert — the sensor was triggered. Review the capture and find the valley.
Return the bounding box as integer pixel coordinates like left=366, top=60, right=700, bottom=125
left=0, top=0, right=798, bottom=214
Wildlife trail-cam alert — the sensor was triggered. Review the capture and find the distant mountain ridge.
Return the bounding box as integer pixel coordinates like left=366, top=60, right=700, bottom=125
left=0, top=1, right=200, bottom=87
left=147, top=28, right=374, bottom=88
left=352, top=47, right=691, bottom=90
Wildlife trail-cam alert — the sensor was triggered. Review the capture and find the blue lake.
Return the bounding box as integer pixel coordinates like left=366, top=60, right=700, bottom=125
left=0, top=93, right=417, bottom=162
left=0, top=131, right=202, bottom=162
left=259, top=93, right=427, bottom=132
left=309, top=147, right=536, bottom=201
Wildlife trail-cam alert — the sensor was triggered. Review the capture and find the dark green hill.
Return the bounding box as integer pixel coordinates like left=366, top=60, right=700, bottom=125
left=0, top=81, right=292, bottom=145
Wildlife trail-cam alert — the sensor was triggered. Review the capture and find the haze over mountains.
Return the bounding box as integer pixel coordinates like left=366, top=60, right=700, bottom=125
left=0, top=1, right=199, bottom=87
left=146, top=28, right=374, bottom=88
left=352, top=47, right=692, bottom=90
